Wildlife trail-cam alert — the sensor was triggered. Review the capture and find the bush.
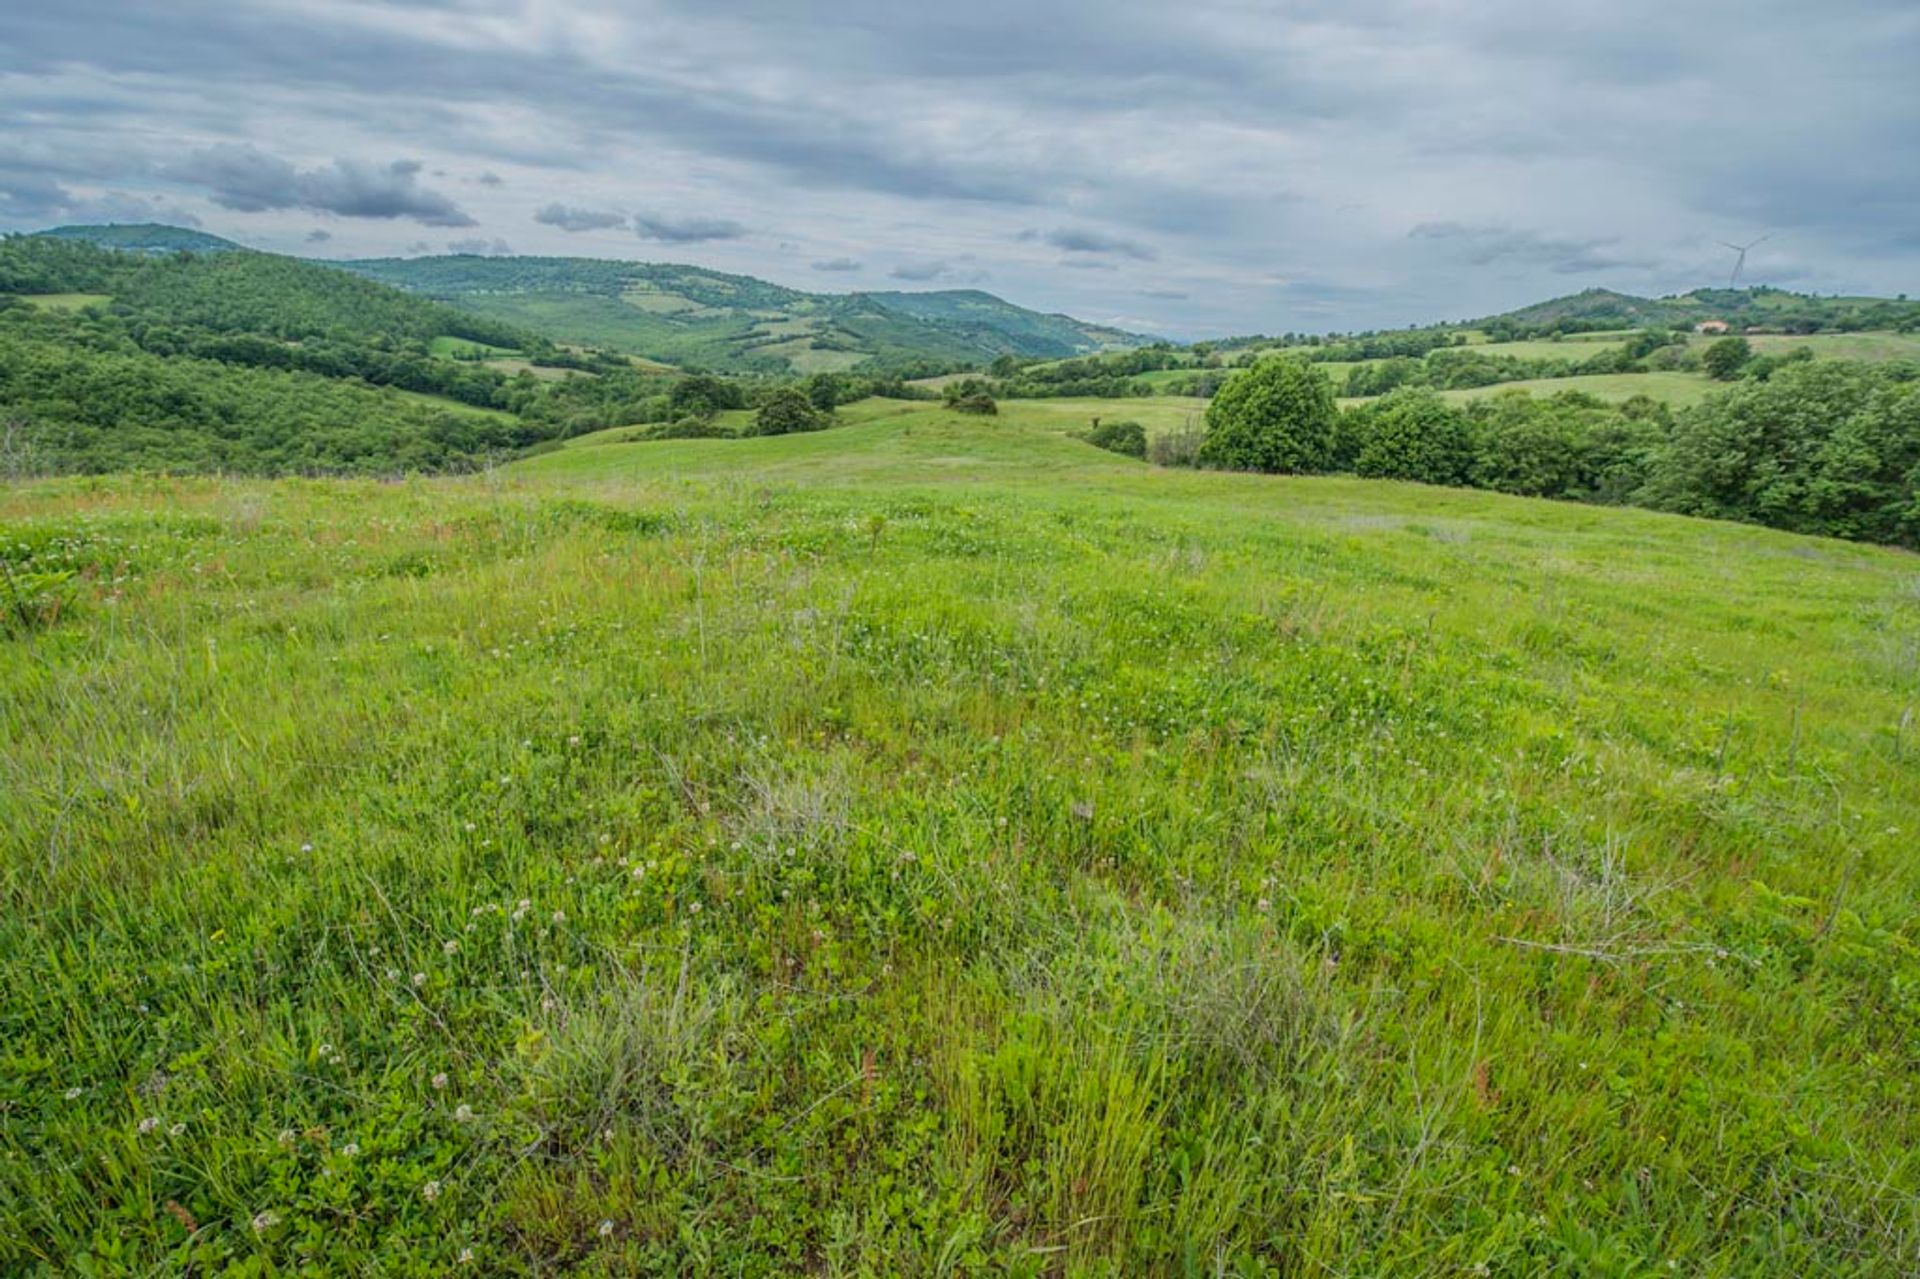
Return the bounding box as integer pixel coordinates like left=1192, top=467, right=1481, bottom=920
left=943, top=378, right=999, bottom=415
left=1198, top=358, right=1338, bottom=473
left=749, top=387, right=829, bottom=436
left=1343, top=389, right=1475, bottom=485
left=1081, top=419, right=1147, bottom=459
left=1148, top=424, right=1206, bottom=468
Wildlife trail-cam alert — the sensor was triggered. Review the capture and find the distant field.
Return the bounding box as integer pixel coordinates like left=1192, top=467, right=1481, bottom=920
left=429, top=335, right=522, bottom=359
left=383, top=386, right=519, bottom=421
left=1336, top=371, right=1720, bottom=409
left=1709, top=331, right=1920, bottom=362
left=1452, top=337, right=1629, bottom=361
left=20, top=293, right=112, bottom=311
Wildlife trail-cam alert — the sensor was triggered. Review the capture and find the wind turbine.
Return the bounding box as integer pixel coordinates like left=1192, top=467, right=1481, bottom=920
left=1719, top=234, right=1772, bottom=288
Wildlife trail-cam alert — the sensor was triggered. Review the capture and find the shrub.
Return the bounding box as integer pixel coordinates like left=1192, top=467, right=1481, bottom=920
left=943, top=378, right=999, bottom=415
left=1198, top=358, right=1337, bottom=473
left=1081, top=419, right=1147, bottom=459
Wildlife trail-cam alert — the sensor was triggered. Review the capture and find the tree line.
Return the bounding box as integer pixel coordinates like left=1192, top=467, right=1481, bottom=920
left=1188, top=356, right=1920, bottom=548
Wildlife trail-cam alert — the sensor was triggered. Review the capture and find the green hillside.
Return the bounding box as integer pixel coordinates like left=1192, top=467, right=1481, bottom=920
left=340, top=254, right=1153, bottom=374
left=1483, top=285, right=1920, bottom=335
left=5, top=403, right=1917, bottom=1272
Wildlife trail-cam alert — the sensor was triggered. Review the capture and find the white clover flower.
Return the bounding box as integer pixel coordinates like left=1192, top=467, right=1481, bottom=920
left=340, top=1141, right=360, bottom=1157
left=1256, top=898, right=1272, bottom=913
left=442, top=940, right=459, bottom=955
left=138, top=1116, right=160, bottom=1134
left=432, top=1072, right=450, bottom=1091
left=459, top=1248, right=475, bottom=1264
left=422, top=1180, right=442, bottom=1202
left=252, top=1210, right=278, bottom=1234
left=63, top=1087, right=83, bottom=1100
left=598, top=1219, right=615, bottom=1238
left=169, top=1122, right=186, bottom=1137
left=412, top=972, right=428, bottom=988
left=551, top=910, right=565, bottom=925
left=454, top=1104, right=475, bottom=1123
left=277, top=1129, right=296, bottom=1148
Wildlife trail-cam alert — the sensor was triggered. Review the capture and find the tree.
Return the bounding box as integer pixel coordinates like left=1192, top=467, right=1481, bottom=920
left=1344, top=389, right=1475, bottom=485
left=1080, top=419, right=1147, bottom=458
left=1702, top=336, right=1754, bottom=381
left=669, top=373, right=743, bottom=419
left=750, top=386, right=828, bottom=436
left=1198, top=357, right=1338, bottom=473
left=942, top=378, right=998, bottom=415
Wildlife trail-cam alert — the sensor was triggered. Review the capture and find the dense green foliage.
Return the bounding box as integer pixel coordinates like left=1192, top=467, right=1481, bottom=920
left=749, top=386, right=830, bottom=436
left=1703, top=336, right=1754, bottom=380
left=1078, top=418, right=1147, bottom=458
left=0, top=303, right=541, bottom=474
left=1200, top=359, right=1920, bottom=548
left=1198, top=357, right=1338, bottom=472
left=4, top=407, right=1917, bottom=1272
left=1342, top=388, right=1476, bottom=484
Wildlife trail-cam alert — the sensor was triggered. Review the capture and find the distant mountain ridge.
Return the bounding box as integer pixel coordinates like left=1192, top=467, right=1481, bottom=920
left=35, top=223, right=243, bottom=255
left=1475, top=286, right=1919, bottom=334
left=335, top=253, right=1154, bottom=374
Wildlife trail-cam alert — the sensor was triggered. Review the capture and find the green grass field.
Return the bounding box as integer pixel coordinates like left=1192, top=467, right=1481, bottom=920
left=1343, top=371, right=1721, bottom=409
left=20, top=293, right=113, bottom=312
left=4, top=399, right=1919, bottom=1273
left=429, top=336, right=523, bottom=360
left=1709, top=331, right=1920, bottom=363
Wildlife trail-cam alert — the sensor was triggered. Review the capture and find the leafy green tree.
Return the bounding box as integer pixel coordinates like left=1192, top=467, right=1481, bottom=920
left=1344, top=389, right=1475, bottom=485
left=669, top=374, right=744, bottom=419
left=1198, top=358, right=1338, bottom=473
left=749, top=386, right=828, bottom=436
left=1702, top=336, right=1754, bottom=381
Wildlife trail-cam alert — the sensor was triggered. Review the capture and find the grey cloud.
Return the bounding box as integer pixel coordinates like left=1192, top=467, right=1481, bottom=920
left=811, top=257, right=862, bottom=272
left=447, top=237, right=513, bottom=255
left=633, top=213, right=747, bottom=243
left=1, top=0, right=1915, bottom=331
left=1408, top=222, right=1655, bottom=274
left=1028, top=227, right=1156, bottom=260
left=161, top=144, right=476, bottom=226
left=306, top=228, right=332, bottom=242
left=475, top=171, right=504, bottom=186
left=534, top=203, right=626, bottom=232
left=889, top=257, right=987, bottom=284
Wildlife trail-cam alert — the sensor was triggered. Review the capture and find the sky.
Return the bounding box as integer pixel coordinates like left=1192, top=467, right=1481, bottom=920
left=3, top=0, right=1916, bottom=339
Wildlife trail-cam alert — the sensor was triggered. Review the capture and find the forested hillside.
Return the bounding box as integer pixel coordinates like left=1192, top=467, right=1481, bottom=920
left=341, top=253, right=1151, bottom=374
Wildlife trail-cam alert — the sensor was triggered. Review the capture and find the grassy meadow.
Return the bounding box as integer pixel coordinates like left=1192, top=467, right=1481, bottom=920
left=4, top=398, right=1919, bottom=1274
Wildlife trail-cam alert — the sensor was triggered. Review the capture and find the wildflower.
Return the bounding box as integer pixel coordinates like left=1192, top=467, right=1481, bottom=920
left=1256, top=898, right=1271, bottom=913
left=688, top=901, right=702, bottom=915
left=422, top=1180, right=442, bottom=1202
left=340, top=1142, right=359, bottom=1157
left=168, top=1123, right=186, bottom=1137
left=278, top=1129, right=296, bottom=1148
left=138, top=1116, right=160, bottom=1134
left=598, top=1219, right=615, bottom=1238
left=551, top=910, right=566, bottom=925
left=318, top=1043, right=334, bottom=1060
left=300, top=843, right=313, bottom=853
left=63, top=1087, right=82, bottom=1101
left=432, top=1072, right=450, bottom=1091
left=454, top=1104, right=475, bottom=1123
left=463, top=822, right=477, bottom=833
left=568, top=735, right=582, bottom=746
left=412, top=972, right=428, bottom=988
left=385, top=967, right=400, bottom=980
left=458, top=1248, right=475, bottom=1264
left=251, top=1210, right=279, bottom=1234
left=443, top=940, right=459, bottom=955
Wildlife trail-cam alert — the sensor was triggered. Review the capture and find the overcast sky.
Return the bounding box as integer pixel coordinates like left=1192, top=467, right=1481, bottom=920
left=4, top=0, right=1916, bottom=338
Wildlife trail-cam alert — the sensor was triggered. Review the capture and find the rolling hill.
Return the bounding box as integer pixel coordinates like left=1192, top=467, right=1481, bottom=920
left=1479, top=285, right=1920, bottom=334
left=34, top=223, right=244, bottom=255
left=339, top=253, right=1154, bottom=374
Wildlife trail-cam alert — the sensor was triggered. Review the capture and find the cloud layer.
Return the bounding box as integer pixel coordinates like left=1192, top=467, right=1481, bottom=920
left=1, top=0, right=1914, bottom=335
